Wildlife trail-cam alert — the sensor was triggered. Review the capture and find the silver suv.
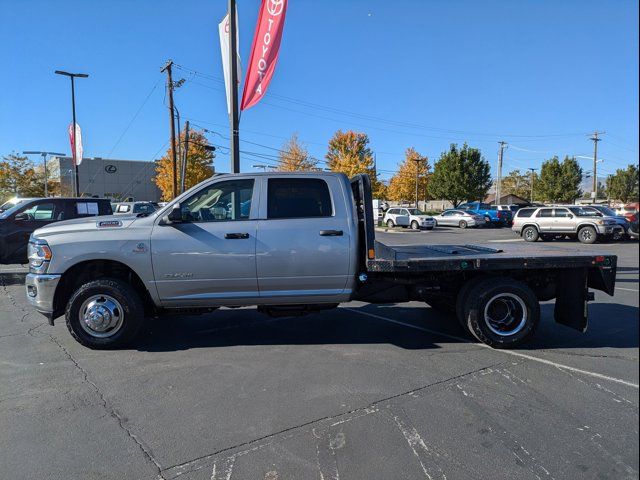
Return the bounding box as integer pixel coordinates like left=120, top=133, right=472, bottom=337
left=512, top=206, right=623, bottom=244
left=383, top=207, right=435, bottom=230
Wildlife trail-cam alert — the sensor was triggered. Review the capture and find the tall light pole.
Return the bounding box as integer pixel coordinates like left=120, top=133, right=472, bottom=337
left=527, top=167, right=538, bottom=204
left=55, top=70, right=89, bottom=197
left=23, top=151, right=66, bottom=197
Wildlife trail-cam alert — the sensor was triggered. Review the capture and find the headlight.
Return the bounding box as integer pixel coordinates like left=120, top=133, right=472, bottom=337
left=28, top=239, right=52, bottom=274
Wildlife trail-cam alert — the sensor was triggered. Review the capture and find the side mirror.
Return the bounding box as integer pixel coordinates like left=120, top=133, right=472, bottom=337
left=167, top=203, right=183, bottom=223
left=14, top=213, right=28, bottom=221
left=568, top=214, right=574, bottom=219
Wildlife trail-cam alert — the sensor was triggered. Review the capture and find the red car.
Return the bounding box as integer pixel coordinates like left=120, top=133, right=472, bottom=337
left=619, top=202, right=639, bottom=222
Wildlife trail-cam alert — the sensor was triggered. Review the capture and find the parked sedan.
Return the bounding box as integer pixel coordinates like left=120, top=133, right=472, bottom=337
left=432, top=209, right=486, bottom=229
left=383, top=207, right=436, bottom=230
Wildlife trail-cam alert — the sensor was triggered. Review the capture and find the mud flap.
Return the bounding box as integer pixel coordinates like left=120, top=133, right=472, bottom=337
left=554, top=268, right=589, bottom=332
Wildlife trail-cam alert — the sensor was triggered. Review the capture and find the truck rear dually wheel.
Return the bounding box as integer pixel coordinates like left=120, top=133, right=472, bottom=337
left=65, top=278, right=145, bottom=349
left=461, top=278, right=540, bottom=348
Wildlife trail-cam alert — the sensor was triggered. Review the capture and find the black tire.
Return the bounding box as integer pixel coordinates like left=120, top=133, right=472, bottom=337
left=461, top=278, right=540, bottom=348
left=459, top=220, right=468, bottom=229
left=455, top=276, right=491, bottom=331
left=386, top=219, right=395, bottom=229
left=577, top=226, right=598, bottom=244
left=65, top=278, right=145, bottom=349
left=522, top=226, right=539, bottom=242
left=411, top=220, right=420, bottom=230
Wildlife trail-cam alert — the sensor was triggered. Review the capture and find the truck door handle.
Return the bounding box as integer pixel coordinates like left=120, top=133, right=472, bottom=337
left=224, top=233, right=250, bottom=239
left=319, top=230, right=343, bottom=236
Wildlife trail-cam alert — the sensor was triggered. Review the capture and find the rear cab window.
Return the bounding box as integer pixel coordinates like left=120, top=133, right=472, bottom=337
left=536, top=208, right=554, bottom=218
left=267, top=178, right=332, bottom=219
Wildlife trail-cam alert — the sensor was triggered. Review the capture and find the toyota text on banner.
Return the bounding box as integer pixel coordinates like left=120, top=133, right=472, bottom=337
left=240, top=0, right=288, bottom=110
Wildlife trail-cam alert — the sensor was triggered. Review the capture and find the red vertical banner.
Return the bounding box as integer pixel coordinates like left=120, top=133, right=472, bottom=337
left=240, top=0, right=288, bottom=110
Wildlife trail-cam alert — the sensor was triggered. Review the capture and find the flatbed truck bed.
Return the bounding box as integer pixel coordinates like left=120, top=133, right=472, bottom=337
left=350, top=174, right=617, bottom=347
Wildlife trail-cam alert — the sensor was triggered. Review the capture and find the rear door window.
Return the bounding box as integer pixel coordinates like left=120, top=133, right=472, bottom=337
left=554, top=208, right=572, bottom=218
left=267, top=178, right=332, bottom=219
left=536, top=208, right=553, bottom=218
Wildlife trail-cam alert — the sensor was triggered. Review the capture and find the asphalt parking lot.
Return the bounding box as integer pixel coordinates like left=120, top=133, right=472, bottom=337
left=1, top=227, right=638, bottom=480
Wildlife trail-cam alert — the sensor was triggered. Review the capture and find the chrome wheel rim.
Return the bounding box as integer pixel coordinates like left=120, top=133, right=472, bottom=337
left=525, top=228, right=535, bottom=240
left=483, top=293, right=527, bottom=337
left=79, top=294, right=125, bottom=338
left=581, top=229, right=593, bottom=241
left=411, top=222, right=419, bottom=230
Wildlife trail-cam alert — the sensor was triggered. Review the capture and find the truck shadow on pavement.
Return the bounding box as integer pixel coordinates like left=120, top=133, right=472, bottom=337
left=133, top=302, right=638, bottom=353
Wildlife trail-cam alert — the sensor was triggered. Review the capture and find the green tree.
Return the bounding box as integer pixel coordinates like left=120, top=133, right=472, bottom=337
left=278, top=134, right=317, bottom=171
left=154, top=129, right=214, bottom=201
left=537, top=156, right=583, bottom=203
left=0, top=153, right=48, bottom=200
left=387, top=148, right=431, bottom=204
left=426, top=143, right=491, bottom=207
left=606, top=164, right=639, bottom=203
left=326, top=130, right=385, bottom=197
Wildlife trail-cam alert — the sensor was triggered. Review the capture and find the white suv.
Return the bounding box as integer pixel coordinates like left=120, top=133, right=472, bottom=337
left=383, top=207, right=436, bottom=230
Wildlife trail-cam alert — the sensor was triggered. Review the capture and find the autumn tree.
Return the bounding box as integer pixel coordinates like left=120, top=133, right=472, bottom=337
left=427, top=143, right=491, bottom=207
left=537, top=156, right=582, bottom=203
left=154, top=129, right=215, bottom=201
left=0, top=153, right=50, bottom=200
left=278, top=134, right=317, bottom=171
left=387, top=148, right=431, bottom=204
left=606, top=164, right=639, bottom=203
left=501, top=169, right=535, bottom=200
left=325, top=130, right=385, bottom=197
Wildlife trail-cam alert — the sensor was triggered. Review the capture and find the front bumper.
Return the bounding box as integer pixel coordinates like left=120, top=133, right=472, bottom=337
left=25, top=273, right=61, bottom=323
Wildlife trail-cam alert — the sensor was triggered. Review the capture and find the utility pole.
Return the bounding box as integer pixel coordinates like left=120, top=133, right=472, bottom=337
left=229, top=0, right=240, bottom=173
left=161, top=60, right=178, bottom=199
left=589, top=131, right=604, bottom=204
left=55, top=70, right=88, bottom=197
left=496, top=141, right=507, bottom=205
left=527, top=167, right=538, bottom=204
left=181, top=121, right=190, bottom=194
left=413, top=157, right=421, bottom=208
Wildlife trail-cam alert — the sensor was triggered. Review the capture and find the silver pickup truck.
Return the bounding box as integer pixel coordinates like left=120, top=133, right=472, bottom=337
left=25, top=172, right=617, bottom=350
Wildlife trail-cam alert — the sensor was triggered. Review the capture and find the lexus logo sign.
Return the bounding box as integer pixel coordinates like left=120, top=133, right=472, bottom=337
left=104, top=165, right=118, bottom=174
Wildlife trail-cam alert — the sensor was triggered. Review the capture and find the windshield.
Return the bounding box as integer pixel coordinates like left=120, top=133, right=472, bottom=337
left=0, top=202, right=29, bottom=219
left=594, top=206, right=617, bottom=216
left=407, top=209, right=425, bottom=215
left=569, top=207, right=599, bottom=217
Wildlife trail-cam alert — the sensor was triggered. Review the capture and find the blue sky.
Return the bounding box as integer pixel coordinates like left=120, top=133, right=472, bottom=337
left=0, top=0, right=638, bottom=182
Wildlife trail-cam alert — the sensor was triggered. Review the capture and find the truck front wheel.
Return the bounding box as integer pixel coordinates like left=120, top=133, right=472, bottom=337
left=578, top=226, right=598, bottom=244
left=461, top=278, right=539, bottom=348
left=65, top=278, right=145, bottom=349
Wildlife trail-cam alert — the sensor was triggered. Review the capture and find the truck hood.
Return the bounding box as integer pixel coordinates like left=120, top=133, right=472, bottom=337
left=32, top=214, right=141, bottom=239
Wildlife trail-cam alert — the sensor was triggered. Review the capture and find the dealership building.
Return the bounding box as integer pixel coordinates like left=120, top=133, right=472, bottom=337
left=47, top=156, right=162, bottom=201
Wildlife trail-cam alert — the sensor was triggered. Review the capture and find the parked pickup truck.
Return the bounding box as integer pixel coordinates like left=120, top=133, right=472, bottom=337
left=25, top=172, right=617, bottom=350
left=458, top=202, right=511, bottom=227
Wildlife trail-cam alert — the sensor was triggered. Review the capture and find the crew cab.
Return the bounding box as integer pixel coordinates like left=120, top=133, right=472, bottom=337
left=458, top=202, right=511, bottom=227
left=25, top=173, right=617, bottom=350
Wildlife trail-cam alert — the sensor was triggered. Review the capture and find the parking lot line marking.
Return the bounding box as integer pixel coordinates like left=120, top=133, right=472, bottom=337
left=346, top=308, right=639, bottom=389
left=616, top=287, right=639, bottom=292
